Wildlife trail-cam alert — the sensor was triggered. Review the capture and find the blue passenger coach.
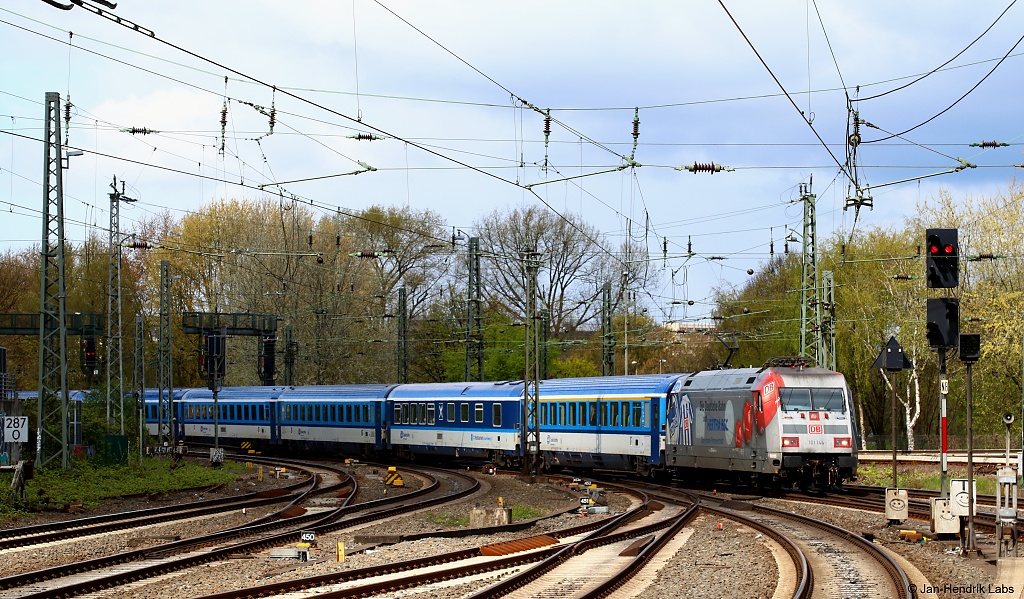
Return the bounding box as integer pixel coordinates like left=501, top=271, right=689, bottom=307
left=537, top=374, right=681, bottom=476
left=177, top=386, right=282, bottom=447
left=385, top=381, right=523, bottom=464
left=277, top=385, right=392, bottom=455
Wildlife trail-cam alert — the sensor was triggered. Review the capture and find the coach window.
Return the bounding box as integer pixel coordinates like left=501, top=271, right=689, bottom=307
left=492, top=403, right=502, bottom=427
left=460, top=403, right=470, bottom=423
left=610, top=402, right=619, bottom=426
left=540, top=404, right=548, bottom=426
left=569, top=403, right=577, bottom=426
left=633, top=403, right=644, bottom=427
left=427, top=404, right=436, bottom=425
left=600, top=403, right=608, bottom=426
left=622, top=403, right=631, bottom=427
left=474, top=403, right=483, bottom=423
left=403, top=404, right=411, bottom=424
left=447, top=403, right=455, bottom=422
left=589, top=402, right=598, bottom=426
left=558, top=403, right=566, bottom=426
left=361, top=404, right=368, bottom=423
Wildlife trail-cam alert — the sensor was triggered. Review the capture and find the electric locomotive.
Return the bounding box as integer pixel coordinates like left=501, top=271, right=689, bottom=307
left=665, top=358, right=858, bottom=488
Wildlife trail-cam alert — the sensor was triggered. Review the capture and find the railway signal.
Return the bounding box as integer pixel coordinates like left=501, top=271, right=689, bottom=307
left=81, top=336, right=98, bottom=376
left=926, top=298, right=959, bottom=348
left=925, top=228, right=959, bottom=288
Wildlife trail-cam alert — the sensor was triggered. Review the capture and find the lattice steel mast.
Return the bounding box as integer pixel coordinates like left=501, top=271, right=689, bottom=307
left=36, top=92, right=71, bottom=470
left=106, top=177, right=135, bottom=435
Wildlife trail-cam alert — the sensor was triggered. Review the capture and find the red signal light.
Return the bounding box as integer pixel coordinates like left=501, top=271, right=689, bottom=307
left=943, top=244, right=953, bottom=254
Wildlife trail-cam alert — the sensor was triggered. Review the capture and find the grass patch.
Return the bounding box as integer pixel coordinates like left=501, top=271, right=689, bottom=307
left=857, top=462, right=998, bottom=495
left=511, top=505, right=543, bottom=521
left=0, top=458, right=246, bottom=519
left=425, top=511, right=470, bottom=527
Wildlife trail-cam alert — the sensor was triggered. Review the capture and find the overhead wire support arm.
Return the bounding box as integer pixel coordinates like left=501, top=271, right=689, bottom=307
left=258, top=162, right=376, bottom=189
left=868, top=162, right=975, bottom=190
left=524, top=165, right=628, bottom=190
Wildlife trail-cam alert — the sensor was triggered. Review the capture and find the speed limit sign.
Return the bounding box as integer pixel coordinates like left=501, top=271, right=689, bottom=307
left=3, top=416, right=29, bottom=443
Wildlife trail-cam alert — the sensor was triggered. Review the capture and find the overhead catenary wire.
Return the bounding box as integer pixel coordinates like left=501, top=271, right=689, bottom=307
left=863, top=25, right=1024, bottom=143
left=858, top=0, right=1018, bottom=102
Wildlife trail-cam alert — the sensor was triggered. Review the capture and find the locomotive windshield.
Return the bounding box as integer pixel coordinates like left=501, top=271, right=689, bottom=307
left=779, top=387, right=846, bottom=412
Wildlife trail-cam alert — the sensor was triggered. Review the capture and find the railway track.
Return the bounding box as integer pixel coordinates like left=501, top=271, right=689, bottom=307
left=0, top=461, right=479, bottom=599
left=179, top=483, right=688, bottom=599
left=703, top=493, right=914, bottom=599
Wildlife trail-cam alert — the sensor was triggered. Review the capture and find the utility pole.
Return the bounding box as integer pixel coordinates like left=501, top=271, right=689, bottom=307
left=157, top=260, right=174, bottom=446
left=521, top=251, right=542, bottom=479
left=397, top=286, right=408, bottom=384
left=133, top=314, right=144, bottom=462
left=602, top=282, right=614, bottom=376
left=820, top=270, right=836, bottom=371
left=107, top=176, right=135, bottom=437
left=539, top=308, right=549, bottom=380
left=465, top=237, right=483, bottom=381
left=36, top=91, right=71, bottom=470
left=283, top=325, right=295, bottom=385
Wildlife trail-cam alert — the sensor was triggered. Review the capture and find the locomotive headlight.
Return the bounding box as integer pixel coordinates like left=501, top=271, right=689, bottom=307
left=834, top=437, right=852, bottom=448
left=782, top=437, right=800, bottom=447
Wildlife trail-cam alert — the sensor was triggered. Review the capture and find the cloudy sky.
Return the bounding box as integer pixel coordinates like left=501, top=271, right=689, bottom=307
left=2, top=1, right=1022, bottom=325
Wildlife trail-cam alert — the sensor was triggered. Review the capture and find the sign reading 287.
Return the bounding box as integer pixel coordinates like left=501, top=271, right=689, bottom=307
left=3, top=416, right=29, bottom=443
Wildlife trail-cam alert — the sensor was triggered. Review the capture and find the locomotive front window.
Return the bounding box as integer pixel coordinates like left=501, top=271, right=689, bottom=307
left=780, top=388, right=812, bottom=411
left=813, top=388, right=846, bottom=411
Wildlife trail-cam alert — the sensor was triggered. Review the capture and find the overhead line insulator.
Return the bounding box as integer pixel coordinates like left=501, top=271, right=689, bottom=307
left=120, top=127, right=159, bottom=135
left=675, top=162, right=735, bottom=174
left=348, top=133, right=386, bottom=141
left=969, top=140, right=1008, bottom=148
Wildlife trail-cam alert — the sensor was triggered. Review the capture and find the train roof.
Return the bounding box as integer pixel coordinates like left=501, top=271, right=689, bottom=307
left=539, top=374, right=684, bottom=397
left=181, top=386, right=287, bottom=401
left=771, top=366, right=846, bottom=388
left=142, top=387, right=192, bottom=400
left=678, top=365, right=845, bottom=391
left=386, top=380, right=524, bottom=399
left=280, top=384, right=394, bottom=401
